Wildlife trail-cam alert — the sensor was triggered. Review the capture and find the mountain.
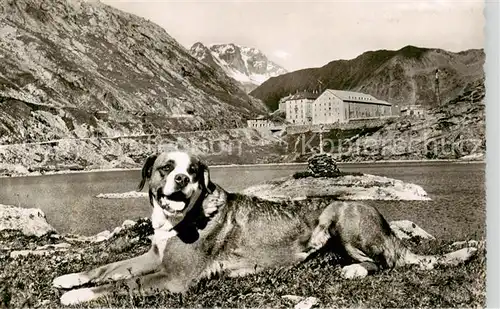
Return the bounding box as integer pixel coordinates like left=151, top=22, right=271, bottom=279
left=250, top=46, right=484, bottom=111
left=190, top=42, right=287, bottom=93
left=0, top=0, right=268, bottom=144
left=0, top=0, right=283, bottom=174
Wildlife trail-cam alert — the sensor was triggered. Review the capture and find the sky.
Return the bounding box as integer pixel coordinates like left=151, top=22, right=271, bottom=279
left=101, top=0, right=485, bottom=71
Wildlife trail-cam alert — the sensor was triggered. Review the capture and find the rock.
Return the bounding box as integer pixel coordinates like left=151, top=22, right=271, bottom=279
left=459, top=153, right=485, bottom=161
left=0, top=163, right=30, bottom=176
left=0, top=204, right=56, bottom=237
left=282, top=295, right=320, bottom=309
left=282, top=295, right=305, bottom=302
left=242, top=174, right=430, bottom=202
left=297, top=297, right=319, bottom=309
left=36, top=243, right=72, bottom=250
left=10, top=243, right=71, bottom=259
left=62, top=219, right=143, bottom=243
left=65, top=230, right=110, bottom=243
left=94, top=230, right=112, bottom=241
left=307, top=153, right=339, bottom=177
left=10, top=250, right=52, bottom=259
left=121, top=219, right=136, bottom=228
left=390, top=220, right=435, bottom=240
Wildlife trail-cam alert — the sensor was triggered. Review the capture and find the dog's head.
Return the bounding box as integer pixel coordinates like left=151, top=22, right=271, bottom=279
left=137, top=151, right=216, bottom=217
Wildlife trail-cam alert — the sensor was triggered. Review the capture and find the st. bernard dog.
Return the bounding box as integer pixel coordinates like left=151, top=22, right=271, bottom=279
left=53, top=151, right=477, bottom=305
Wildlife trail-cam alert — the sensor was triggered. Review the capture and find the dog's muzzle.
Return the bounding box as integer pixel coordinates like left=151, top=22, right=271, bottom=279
left=156, top=189, right=185, bottom=211
left=174, top=174, right=190, bottom=188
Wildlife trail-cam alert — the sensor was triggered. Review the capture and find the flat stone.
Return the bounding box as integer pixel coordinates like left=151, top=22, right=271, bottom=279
left=295, top=297, right=319, bottom=309
left=243, top=174, right=430, bottom=202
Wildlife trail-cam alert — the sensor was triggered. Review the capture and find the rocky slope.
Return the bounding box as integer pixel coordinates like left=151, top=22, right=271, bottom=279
left=0, top=127, right=287, bottom=176
left=340, top=79, right=486, bottom=161
left=251, top=46, right=484, bottom=111
left=0, top=0, right=268, bottom=118
left=190, top=42, right=287, bottom=93
left=0, top=0, right=281, bottom=173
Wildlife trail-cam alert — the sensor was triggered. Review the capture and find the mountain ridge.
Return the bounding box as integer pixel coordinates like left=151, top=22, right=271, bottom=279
left=251, top=45, right=484, bottom=111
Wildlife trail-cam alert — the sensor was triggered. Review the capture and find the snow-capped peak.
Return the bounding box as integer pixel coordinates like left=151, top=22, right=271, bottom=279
left=190, top=42, right=287, bottom=92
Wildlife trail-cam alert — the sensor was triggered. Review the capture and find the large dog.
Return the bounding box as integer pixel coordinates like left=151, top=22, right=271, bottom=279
left=53, top=151, right=477, bottom=305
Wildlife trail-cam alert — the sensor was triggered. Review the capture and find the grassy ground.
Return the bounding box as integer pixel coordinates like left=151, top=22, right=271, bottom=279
left=0, top=218, right=485, bottom=308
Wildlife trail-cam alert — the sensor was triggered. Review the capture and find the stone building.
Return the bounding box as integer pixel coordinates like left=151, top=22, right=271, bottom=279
left=283, top=91, right=320, bottom=125
left=311, top=89, right=392, bottom=124
left=400, top=105, right=426, bottom=117
left=247, top=115, right=285, bottom=129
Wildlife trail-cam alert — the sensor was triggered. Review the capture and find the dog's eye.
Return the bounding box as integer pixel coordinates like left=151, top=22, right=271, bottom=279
left=188, top=164, right=198, bottom=175
left=159, top=161, right=174, bottom=174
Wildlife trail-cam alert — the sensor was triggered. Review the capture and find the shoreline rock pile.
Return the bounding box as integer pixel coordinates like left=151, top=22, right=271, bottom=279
left=307, top=153, right=341, bottom=177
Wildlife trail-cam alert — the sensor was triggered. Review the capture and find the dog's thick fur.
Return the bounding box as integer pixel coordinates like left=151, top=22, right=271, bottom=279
left=53, top=151, right=477, bottom=305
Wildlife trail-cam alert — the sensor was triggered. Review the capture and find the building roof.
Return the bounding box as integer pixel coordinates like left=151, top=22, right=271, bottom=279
left=279, top=95, right=292, bottom=103
left=247, top=114, right=286, bottom=124
left=248, top=115, right=267, bottom=120
left=325, top=89, right=391, bottom=106
left=283, top=91, right=320, bottom=102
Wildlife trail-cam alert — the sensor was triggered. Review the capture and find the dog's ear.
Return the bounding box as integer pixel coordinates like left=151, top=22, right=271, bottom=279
left=137, top=155, right=157, bottom=191
left=199, top=162, right=216, bottom=194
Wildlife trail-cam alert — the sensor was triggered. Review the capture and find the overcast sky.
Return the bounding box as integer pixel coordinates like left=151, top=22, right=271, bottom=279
left=102, top=0, right=485, bottom=71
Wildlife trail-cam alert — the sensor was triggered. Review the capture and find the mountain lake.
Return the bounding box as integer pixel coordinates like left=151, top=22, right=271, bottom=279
left=0, top=162, right=485, bottom=242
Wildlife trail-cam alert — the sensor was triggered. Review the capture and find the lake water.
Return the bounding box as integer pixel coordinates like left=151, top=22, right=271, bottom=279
left=0, top=162, right=485, bottom=241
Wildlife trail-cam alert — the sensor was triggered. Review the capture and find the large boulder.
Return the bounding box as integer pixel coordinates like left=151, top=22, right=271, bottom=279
left=242, top=174, right=430, bottom=202
left=0, top=204, right=56, bottom=237
left=307, top=153, right=340, bottom=177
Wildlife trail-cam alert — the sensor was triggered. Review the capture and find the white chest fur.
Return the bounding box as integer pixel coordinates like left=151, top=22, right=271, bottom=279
left=151, top=203, right=178, bottom=261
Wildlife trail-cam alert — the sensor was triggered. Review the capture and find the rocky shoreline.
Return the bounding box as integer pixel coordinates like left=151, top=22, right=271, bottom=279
left=0, top=156, right=485, bottom=178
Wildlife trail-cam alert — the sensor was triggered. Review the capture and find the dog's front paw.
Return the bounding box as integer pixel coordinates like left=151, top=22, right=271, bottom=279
left=53, top=272, right=90, bottom=289
left=60, top=288, right=97, bottom=305
left=341, top=264, right=368, bottom=279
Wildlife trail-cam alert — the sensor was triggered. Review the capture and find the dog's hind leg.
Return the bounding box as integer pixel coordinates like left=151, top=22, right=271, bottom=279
left=306, top=201, right=343, bottom=252
left=53, top=246, right=162, bottom=289
left=401, top=246, right=477, bottom=270
left=330, top=202, right=398, bottom=279
left=332, top=202, right=477, bottom=274
left=340, top=244, right=379, bottom=279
